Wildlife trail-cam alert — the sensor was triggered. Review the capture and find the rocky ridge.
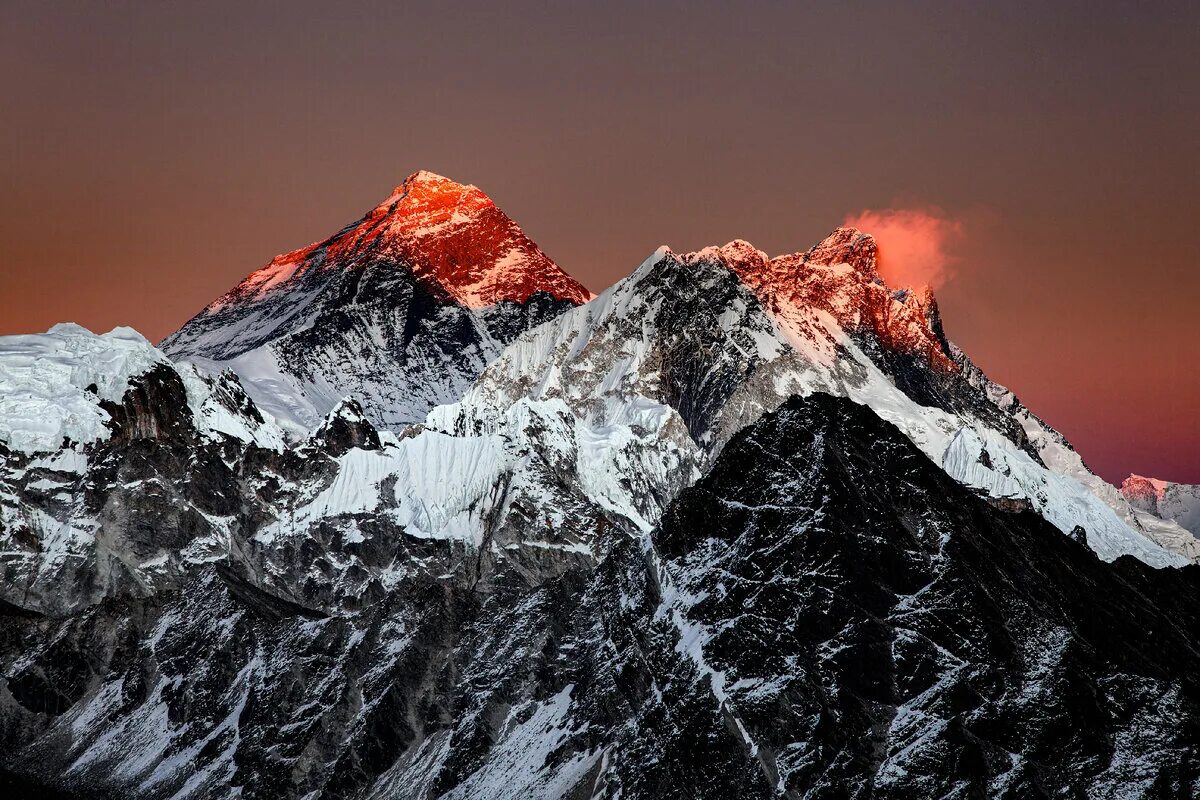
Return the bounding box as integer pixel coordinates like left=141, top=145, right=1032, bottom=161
left=2, top=180, right=1198, bottom=797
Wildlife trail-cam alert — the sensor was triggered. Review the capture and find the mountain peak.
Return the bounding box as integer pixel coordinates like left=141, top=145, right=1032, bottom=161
left=1121, top=474, right=1169, bottom=504
left=678, top=230, right=953, bottom=374
left=686, top=240, right=769, bottom=272
left=803, top=226, right=880, bottom=279
left=380, top=170, right=489, bottom=213
left=185, top=172, right=592, bottom=320
left=368, top=171, right=592, bottom=307
left=396, top=168, right=460, bottom=190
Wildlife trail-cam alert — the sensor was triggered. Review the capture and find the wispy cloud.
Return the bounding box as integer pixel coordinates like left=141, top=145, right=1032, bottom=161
left=842, top=207, right=965, bottom=288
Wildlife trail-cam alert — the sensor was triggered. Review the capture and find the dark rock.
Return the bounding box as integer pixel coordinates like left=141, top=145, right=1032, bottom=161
left=3, top=394, right=1197, bottom=798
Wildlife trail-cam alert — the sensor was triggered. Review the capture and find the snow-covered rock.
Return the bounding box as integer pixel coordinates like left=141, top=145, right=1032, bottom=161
left=161, top=171, right=591, bottom=432
left=1122, top=474, right=1200, bottom=541
left=0, top=323, right=285, bottom=455
left=425, top=234, right=1192, bottom=567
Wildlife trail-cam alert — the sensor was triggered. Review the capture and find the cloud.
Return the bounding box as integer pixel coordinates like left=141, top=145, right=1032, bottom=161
left=842, top=207, right=964, bottom=288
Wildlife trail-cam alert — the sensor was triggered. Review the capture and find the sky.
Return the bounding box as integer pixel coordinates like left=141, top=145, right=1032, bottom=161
left=1, top=1, right=1196, bottom=484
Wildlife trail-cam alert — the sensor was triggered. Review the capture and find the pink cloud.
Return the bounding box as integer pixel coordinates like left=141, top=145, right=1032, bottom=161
left=842, top=207, right=964, bottom=288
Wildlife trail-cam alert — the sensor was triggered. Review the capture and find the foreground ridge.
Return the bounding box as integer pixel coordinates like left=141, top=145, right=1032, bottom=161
left=1, top=393, right=1197, bottom=798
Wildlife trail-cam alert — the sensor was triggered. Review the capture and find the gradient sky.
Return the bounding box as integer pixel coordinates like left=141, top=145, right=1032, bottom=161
left=1, top=1, right=1197, bottom=483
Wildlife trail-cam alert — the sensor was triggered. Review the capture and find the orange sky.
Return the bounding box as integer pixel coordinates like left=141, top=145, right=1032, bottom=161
left=1, top=2, right=1196, bottom=483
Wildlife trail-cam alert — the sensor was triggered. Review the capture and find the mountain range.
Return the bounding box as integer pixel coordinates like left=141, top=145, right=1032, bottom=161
left=1, top=172, right=1197, bottom=798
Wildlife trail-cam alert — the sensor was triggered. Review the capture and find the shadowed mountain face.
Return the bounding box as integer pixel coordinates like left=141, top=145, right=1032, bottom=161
left=632, top=394, right=1200, bottom=798
left=2, top=395, right=1197, bottom=799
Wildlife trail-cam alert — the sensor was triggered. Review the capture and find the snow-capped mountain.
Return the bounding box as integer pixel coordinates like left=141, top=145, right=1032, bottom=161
left=422, top=232, right=1196, bottom=567
left=2, top=177, right=1199, bottom=798
left=0, top=323, right=532, bottom=618
left=1122, top=474, right=1200, bottom=538
left=4, top=392, right=1198, bottom=798
left=0, top=325, right=295, bottom=614
left=161, top=171, right=591, bottom=433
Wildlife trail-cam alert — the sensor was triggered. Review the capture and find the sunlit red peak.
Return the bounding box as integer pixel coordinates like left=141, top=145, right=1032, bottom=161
left=212, top=170, right=592, bottom=311
left=378, top=170, right=492, bottom=215
left=680, top=230, right=955, bottom=374
left=392, top=169, right=468, bottom=194
left=717, top=239, right=769, bottom=264
left=803, top=227, right=880, bottom=279
left=1121, top=474, right=1169, bottom=503
left=687, top=240, right=770, bottom=272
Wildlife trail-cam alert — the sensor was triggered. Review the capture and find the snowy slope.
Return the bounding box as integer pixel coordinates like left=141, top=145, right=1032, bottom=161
left=161, top=171, right=591, bottom=432
left=0, top=324, right=163, bottom=453
left=426, top=233, right=1192, bottom=567
left=959, top=357, right=1200, bottom=561
left=0, top=323, right=284, bottom=454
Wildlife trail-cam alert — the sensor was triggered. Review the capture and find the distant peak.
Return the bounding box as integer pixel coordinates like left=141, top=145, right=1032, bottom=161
left=404, top=169, right=456, bottom=186
left=803, top=227, right=879, bottom=279
left=687, top=239, right=769, bottom=271
left=1121, top=474, right=1169, bottom=503
left=374, top=170, right=490, bottom=216
left=183, top=172, right=592, bottom=318
left=718, top=239, right=769, bottom=266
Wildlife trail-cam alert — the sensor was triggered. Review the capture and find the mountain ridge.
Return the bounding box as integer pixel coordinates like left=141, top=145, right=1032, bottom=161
left=2, top=172, right=1197, bottom=798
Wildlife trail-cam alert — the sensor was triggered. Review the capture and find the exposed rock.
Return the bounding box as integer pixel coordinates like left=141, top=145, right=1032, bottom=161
left=3, top=395, right=1197, bottom=798
left=160, top=172, right=590, bottom=432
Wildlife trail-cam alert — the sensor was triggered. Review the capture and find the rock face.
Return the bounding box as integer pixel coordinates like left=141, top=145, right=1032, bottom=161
left=3, top=188, right=1199, bottom=797
left=161, top=171, right=592, bottom=433
left=609, top=395, right=1200, bottom=797
left=3, top=395, right=1198, bottom=799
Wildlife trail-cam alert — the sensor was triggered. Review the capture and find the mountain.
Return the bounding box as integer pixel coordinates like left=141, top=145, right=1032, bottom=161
left=8, top=226, right=1191, bottom=616
left=595, top=394, right=1200, bottom=797
left=3, top=394, right=1198, bottom=798
left=0, top=324, right=288, bottom=615
left=3, top=180, right=1199, bottom=797
left=161, top=171, right=592, bottom=433
left=423, top=234, right=1196, bottom=567
left=1123, top=475, right=1200, bottom=539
